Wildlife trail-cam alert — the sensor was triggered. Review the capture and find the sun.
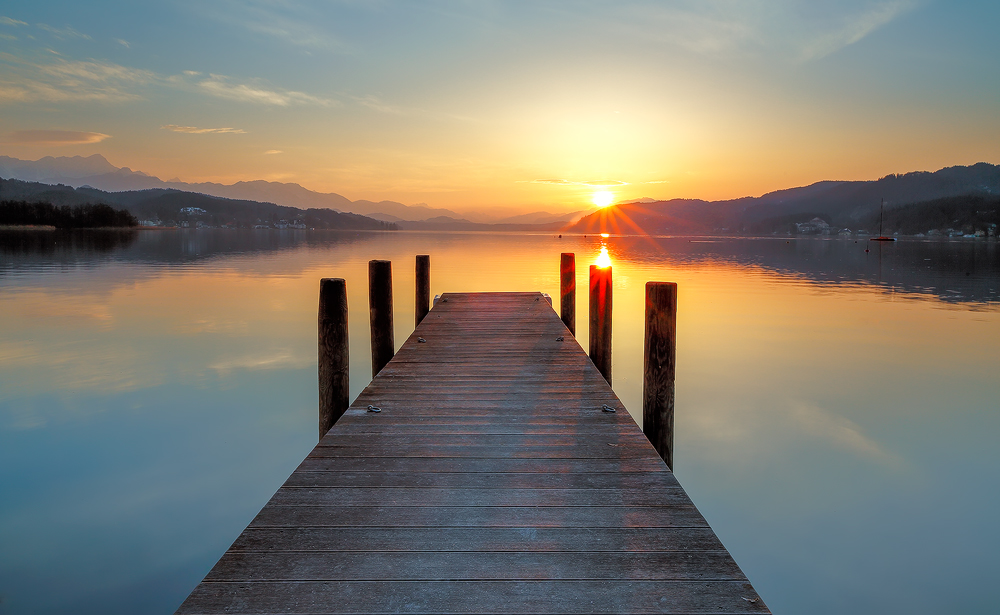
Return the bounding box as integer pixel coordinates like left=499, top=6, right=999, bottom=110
left=592, top=191, right=614, bottom=208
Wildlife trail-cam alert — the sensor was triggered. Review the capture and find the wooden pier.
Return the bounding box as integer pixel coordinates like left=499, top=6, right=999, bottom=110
left=176, top=292, right=769, bottom=614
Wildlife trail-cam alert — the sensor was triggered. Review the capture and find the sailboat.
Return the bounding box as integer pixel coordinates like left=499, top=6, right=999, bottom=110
left=870, top=198, right=896, bottom=242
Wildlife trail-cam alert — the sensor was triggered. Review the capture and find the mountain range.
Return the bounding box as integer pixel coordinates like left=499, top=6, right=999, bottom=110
left=2, top=154, right=998, bottom=235
left=0, top=178, right=395, bottom=231
left=568, top=163, right=1000, bottom=236
left=0, top=154, right=582, bottom=225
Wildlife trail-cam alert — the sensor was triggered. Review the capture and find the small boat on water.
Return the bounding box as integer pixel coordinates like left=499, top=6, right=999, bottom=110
left=870, top=198, right=896, bottom=242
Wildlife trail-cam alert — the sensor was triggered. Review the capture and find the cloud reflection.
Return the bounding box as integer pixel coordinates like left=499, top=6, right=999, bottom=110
left=786, top=400, right=900, bottom=467
left=208, top=350, right=311, bottom=375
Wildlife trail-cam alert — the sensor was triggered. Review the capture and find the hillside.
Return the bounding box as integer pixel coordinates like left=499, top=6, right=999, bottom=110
left=0, top=154, right=467, bottom=222
left=567, top=163, right=1000, bottom=236
left=874, top=194, right=999, bottom=237
left=0, top=178, right=396, bottom=231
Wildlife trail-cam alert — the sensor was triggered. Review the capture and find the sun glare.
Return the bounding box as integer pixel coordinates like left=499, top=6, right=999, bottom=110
left=595, top=246, right=612, bottom=268
left=592, top=191, right=614, bottom=208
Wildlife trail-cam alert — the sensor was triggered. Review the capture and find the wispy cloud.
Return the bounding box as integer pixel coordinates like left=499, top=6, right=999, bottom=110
left=42, top=58, right=152, bottom=84
left=197, top=74, right=334, bottom=106
left=116, top=38, right=130, bottom=48
left=0, top=16, right=28, bottom=27
left=352, top=93, right=476, bottom=123
left=263, top=149, right=283, bottom=155
left=531, top=179, right=629, bottom=186
left=4, top=129, right=111, bottom=145
left=799, top=0, right=920, bottom=61
left=195, top=0, right=348, bottom=52
left=0, top=56, right=155, bottom=103
left=569, top=1, right=920, bottom=63
left=355, top=94, right=409, bottom=115
left=37, top=23, right=92, bottom=40
left=0, top=54, right=331, bottom=108
left=161, top=124, right=246, bottom=134
left=611, top=3, right=757, bottom=55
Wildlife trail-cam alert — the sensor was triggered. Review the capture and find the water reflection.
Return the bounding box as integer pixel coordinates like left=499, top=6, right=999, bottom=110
left=608, top=235, right=1000, bottom=305
left=4, top=230, right=996, bottom=306
left=0, top=230, right=998, bottom=615
left=0, top=229, right=138, bottom=257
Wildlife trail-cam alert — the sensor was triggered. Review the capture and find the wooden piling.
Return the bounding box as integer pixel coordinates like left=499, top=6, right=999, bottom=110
left=643, top=282, right=677, bottom=470
left=369, top=260, right=394, bottom=378
left=318, top=278, right=349, bottom=440
left=589, top=264, right=612, bottom=384
left=560, top=253, right=576, bottom=336
left=415, top=255, right=430, bottom=327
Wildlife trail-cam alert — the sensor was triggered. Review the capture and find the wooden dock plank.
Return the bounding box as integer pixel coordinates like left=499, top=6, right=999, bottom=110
left=228, top=527, right=730, bottom=552
left=268, top=487, right=688, bottom=507
left=294, top=457, right=669, bottom=473
left=175, top=292, right=768, bottom=614
left=178, top=580, right=767, bottom=614
left=203, top=551, right=746, bottom=581
left=282, top=471, right=681, bottom=489
left=247, top=505, right=712, bottom=529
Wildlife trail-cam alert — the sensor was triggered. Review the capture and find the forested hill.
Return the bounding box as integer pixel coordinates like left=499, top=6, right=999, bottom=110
left=0, top=178, right=396, bottom=231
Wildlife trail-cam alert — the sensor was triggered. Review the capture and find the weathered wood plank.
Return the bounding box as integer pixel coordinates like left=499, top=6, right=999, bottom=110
left=282, top=471, right=680, bottom=489
left=316, top=433, right=651, bottom=447
left=248, top=505, right=711, bottom=528
left=177, top=580, right=768, bottom=614
left=306, top=445, right=656, bottom=459
left=269, top=486, right=689, bottom=507
left=295, top=457, right=669, bottom=474
left=228, top=527, right=728, bottom=552
left=204, top=551, right=745, bottom=581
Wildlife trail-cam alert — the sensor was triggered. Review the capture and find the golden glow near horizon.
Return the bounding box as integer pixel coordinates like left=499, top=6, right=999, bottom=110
left=592, top=191, right=615, bottom=208
left=595, top=246, right=612, bottom=268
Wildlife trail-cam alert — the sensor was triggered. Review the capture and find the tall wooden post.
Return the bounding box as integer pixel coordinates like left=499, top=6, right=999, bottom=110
left=369, top=260, right=394, bottom=377
left=589, top=264, right=612, bottom=384
left=318, top=278, right=349, bottom=440
left=643, top=282, right=677, bottom=470
left=415, top=254, right=430, bottom=327
left=560, top=253, right=576, bottom=336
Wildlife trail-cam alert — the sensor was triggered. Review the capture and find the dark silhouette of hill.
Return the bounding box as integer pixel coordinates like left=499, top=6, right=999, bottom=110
left=0, top=178, right=395, bottom=230
left=0, top=154, right=465, bottom=221
left=567, top=163, right=1000, bottom=235
left=870, top=194, right=999, bottom=236
left=0, top=153, right=118, bottom=181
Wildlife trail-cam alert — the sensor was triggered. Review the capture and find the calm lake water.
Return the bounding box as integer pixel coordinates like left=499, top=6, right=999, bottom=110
left=1, top=230, right=998, bottom=614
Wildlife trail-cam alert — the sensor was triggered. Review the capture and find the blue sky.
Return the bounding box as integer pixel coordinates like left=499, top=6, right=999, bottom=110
left=1, top=1, right=998, bottom=213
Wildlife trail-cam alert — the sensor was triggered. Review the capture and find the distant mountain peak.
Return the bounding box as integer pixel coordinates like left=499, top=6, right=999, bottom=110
left=0, top=153, right=118, bottom=181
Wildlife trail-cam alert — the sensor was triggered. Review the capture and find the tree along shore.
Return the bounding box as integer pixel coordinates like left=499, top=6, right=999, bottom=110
left=0, top=200, right=138, bottom=229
